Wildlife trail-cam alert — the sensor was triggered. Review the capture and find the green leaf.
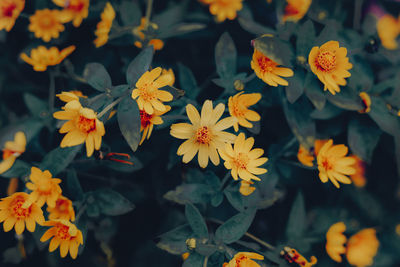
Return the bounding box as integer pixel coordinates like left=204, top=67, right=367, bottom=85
left=304, top=73, right=326, bottom=110
left=326, top=89, right=363, bottom=111
left=215, top=32, right=237, bottom=82
left=0, top=160, right=30, bottom=178
left=164, top=184, right=214, bottom=205
left=39, top=145, right=82, bottom=176
left=296, top=20, right=316, bottom=58
left=253, top=35, right=293, bottom=67
left=310, top=102, right=342, bottom=120
left=185, top=203, right=208, bottom=238
left=286, top=191, right=306, bottom=239
left=126, top=46, right=154, bottom=86
left=195, top=244, right=217, bottom=257
left=119, top=1, right=141, bottom=26
left=111, top=84, right=130, bottom=98
left=238, top=6, right=275, bottom=35
left=178, top=63, right=198, bottom=99
left=215, top=209, right=256, bottom=244
left=348, top=118, right=382, bottom=163
left=368, top=96, right=400, bottom=136
left=158, top=23, right=206, bottom=39
left=183, top=253, right=204, bottom=267
left=0, top=119, right=43, bottom=147
left=66, top=169, right=84, bottom=200
left=156, top=224, right=192, bottom=255
left=285, top=70, right=304, bottom=104
left=83, top=63, right=112, bottom=91
left=207, top=252, right=225, bottom=267
left=23, top=93, right=48, bottom=118
left=117, top=97, right=141, bottom=152
left=94, top=188, right=135, bottom=216
left=153, top=2, right=187, bottom=34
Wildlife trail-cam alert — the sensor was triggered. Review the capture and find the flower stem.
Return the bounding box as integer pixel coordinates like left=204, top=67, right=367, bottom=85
left=144, top=0, right=154, bottom=28
left=97, top=95, right=124, bottom=118
left=48, top=70, right=56, bottom=114
left=219, top=172, right=231, bottom=190
left=353, top=0, right=363, bottom=31
left=243, top=73, right=257, bottom=83
left=203, top=256, right=208, bottom=267
left=75, top=203, right=87, bottom=221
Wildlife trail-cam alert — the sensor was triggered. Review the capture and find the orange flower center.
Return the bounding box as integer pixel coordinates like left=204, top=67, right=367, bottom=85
left=195, top=126, right=212, bottom=144
left=68, top=0, right=85, bottom=12
left=10, top=197, right=31, bottom=218
left=77, top=115, right=96, bottom=133
left=235, top=255, right=249, bottom=266
left=316, top=51, right=336, bottom=72
left=232, top=103, right=245, bottom=118
left=2, top=3, right=16, bottom=17
left=140, top=110, right=153, bottom=128
left=140, top=84, right=156, bottom=101
left=257, top=54, right=277, bottom=73
left=321, top=158, right=333, bottom=171
left=233, top=153, right=249, bottom=170
left=56, top=224, right=72, bottom=240
left=284, top=4, right=300, bottom=16
left=2, top=149, right=14, bottom=159
left=56, top=199, right=68, bottom=212
left=39, top=14, right=55, bottom=28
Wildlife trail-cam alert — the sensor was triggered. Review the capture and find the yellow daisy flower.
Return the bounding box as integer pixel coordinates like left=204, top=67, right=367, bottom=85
left=0, top=131, right=26, bottom=174
left=251, top=48, right=294, bottom=87
left=24, top=167, right=62, bottom=208
left=40, top=220, right=83, bottom=259
left=140, top=106, right=171, bottom=145
left=317, top=139, right=356, bottom=188
left=28, top=9, right=65, bottom=42
left=0, top=0, right=24, bottom=31
left=308, top=41, right=353, bottom=95
left=346, top=228, right=379, bottom=267
left=201, top=0, right=243, bottom=22
left=0, top=192, right=44, bottom=235
left=94, top=2, right=115, bottom=48
left=283, top=0, right=312, bottom=22
left=170, top=100, right=237, bottom=168
left=326, top=222, right=347, bottom=263
left=223, top=252, right=264, bottom=267
left=350, top=155, right=366, bottom=188
left=239, top=180, right=256, bottom=196
left=52, top=0, right=89, bottom=27
left=228, top=92, right=261, bottom=132
left=20, top=45, right=76, bottom=72
left=131, top=67, right=173, bottom=115
left=220, top=133, right=268, bottom=181
left=53, top=100, right=105, bottom=157
left=377, top=14, right=400, bottom=50
left=47, top=196, right=75, bottom=221
left=56, top=91, right=87, bottom=103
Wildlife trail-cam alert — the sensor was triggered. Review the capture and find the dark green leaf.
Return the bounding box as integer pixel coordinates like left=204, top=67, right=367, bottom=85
left=40, top=145, right=82, bottom=176
left=183, top=252, right=204, bottom=267
left=286, top=191, right=306, bottom=239
left=253, top=35, right=293, bottom=67
left=158, top=23, right=206, bottom=39
left=164, top=184, right=214, bottom=204
left=156, top=224, right=192, bottom=255
left=304, top=73, right=326, bottom=110
left=315, top=21, right=340, bottom=45
left=238, top=6, right=275, bottom=35
left=0, top=160, right=30, bottom=178
left=285, top=70, right=304, bottom=104
left=66, top=169, right=84, bottom=200
left=296, top=20, right=316, bottom=58
left=23, top=93, right=48, bottom=118
left=368, top=96, right=400, bottom=136
left=195, top=244, right=217, bottom=257
left=119, top=1, right=141, bottom=26
left=111, top=84, right=130, bottom=98
left=211, top=193, right=224, bottom=207
left=326, top=89, right=363, bottom=111
left=3, top=247, right=22, bottom=264
left=370, top=77, right=398, bottom=95
left=83, top=63, right=112, bottom=91
left=126, top=46, right=154, bottom=86
left=185, top=203, right=208, bottom=238
left=215, top=32, right=237, bottom=80
left=0, top=119, right=43, bottom=147
left=215, top=209, right=256, bottom=244
left=117, top=97, right=141, bottom=152
left=153, top=2, right=187, bottom=34
left=207, top=252, right=225, bottom=267
left=310, top=102, right=342, bottom=120
left=94, top=188, right=135, bottom=216
left=178, top=63, right=198, bottom=99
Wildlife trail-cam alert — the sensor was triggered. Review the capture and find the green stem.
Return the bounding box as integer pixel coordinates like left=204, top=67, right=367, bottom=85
left=144, top=0, right=154, bottom=29
left=243, top=73, right=256, bottom=83
left=75, top=203, right=87, bottom=221
left=108, top=27, right=134, bottom=40
left=353, top=0, right=363, bottom=31
left=203, top=256, right=208, bottom=267
left=48, top=70, right=56, bottom=114
left=219, top=172, right=231, bottom=190
left=278, top=158, right=317, bottom=170
left=97, top=95, right=124, bottom=118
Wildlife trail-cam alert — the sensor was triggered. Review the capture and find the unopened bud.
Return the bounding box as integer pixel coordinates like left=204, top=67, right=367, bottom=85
left=234, top=79, right=244, bottom=91
left=185, top=238, right=196, bottom=250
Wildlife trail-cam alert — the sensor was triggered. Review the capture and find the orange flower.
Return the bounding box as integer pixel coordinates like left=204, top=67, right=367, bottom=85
left=28, top=9, right=65, bottom=42
left=40, top=220, right=83, bottom=259
left=205, top=0, right=243, bottom=22
left=0, top=0, right=25, bottom=32
left=314, top=139, right=329, bottom=155
left=326, top=222, right=347, bottom=262
left=0, top=131, right=26, bottom=174
left=297, top=144, right=314, bottom=167
left=140, top=106, right=171, bottom=145
left=346, top=229, right=379, bottom=267
left=47, top=196, right=75, bottom=221
left=377, top=14, right=400, bottom=50
left=0, top=192, right=44, bottom=234
left=283, top=0, right=312, bottom=22
left=280, top=247, right=317, bottom=267
left=228, top=92, right=261, bottom=132
left=223, top=252, right=264, bottom=267
left=53, top=0, right=89, bottom=27
left=350, top=155, right=366, bottom=188
left=239, top=180, right=256, bottom=196
left=94, top=2, right=115, bottom=48
left=56, top=90, right=87, bottom=103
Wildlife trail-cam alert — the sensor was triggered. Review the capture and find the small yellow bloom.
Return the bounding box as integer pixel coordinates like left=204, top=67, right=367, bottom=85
left=140, top=105, right=171, bottom=145
left=326, top=222, right=347, bottom=262
left=220, top=133, right=268, bottom=181
left=0, top=131, right=26, bottom=174
left=40, top=220, right=83, bottom=259
left=377, top=14, right=400, bottom=50
left=223, top=252, right=264, bottom=267
left=0, top=192, right=44, bottom=234
left=283, top=0, right=312, bottom=22
left=350, top=155, right=366, bottom=188
left=0, top=0, right=24, bottom=31
left=53, top=100, right=105, bottom=157
left=228, top=92, right=261, bottom=132
left=317, top=139, right=356, bottom=188
left=201, top=0, right=243, bottom=22
left=24, top=167, right=62, bottom=208
left=359, top=92, right=371, bottom=113
left=308, top=41, right=353, bottom=95
left=56, top=91, right=87, bottom=103
left=7, top=178, right=19, bottom=196
left=170, top=100, right=237, bottom=168
left=20, top=45, right=76, bottom=72
left=28, top=9, right=65, bottom=42
left=47, top=196, right=75, bottom=221
left=346, top=228, right=379, bottom=267
left=52, top=0, right=89, bottom=27
left=131, top=67, right=173, bottom=115
left=297, top=144, right=314, bottom=167
left=251, top=48, right=294, bottom=87
left=280, top=247, right=317, bottom=267
left=161, top=68, right=175, bottom=87
left=94, top=2, right=115, bottom=48
left=239, top=180, right=256, bottom=196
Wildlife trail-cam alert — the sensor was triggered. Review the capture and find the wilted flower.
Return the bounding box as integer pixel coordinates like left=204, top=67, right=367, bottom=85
left=170, top=100, right=236, bottom=168
left=0, top=0, right=25, bottom=32
left=0, top=192, right=44, bottom=234
left=220, top=133, right=268, bottom=181
left=28, top=9, right=65, bottom=42
left=297, top=144, right=314, bottom=167
left=223, top=252, right=264, bottom=267
left=20, top=45, right=76, bottom=72
left=283, top=0, right=312, bottom=22
left=239, top=180, right=256, bottom=196
left=308, top=41, right=353, bottom=95
left=280, top=246, right=318, bottom=266
left=40, top=220, right=83, bottom=259
left=0, top=131, right=26, bottom=174
left=161, top=68, right=175, bottom=86
left=53, top=100, right=105, bottom=157
left=377, top=14, right=400, bottom=50
left=350, top=155, right=366, bottom=188
left=346, top=228, right=379, bottom=267
left=200, top=0, right=243, bottom=22
left=359, top=92, right=371, bottom=113
left=47, top=196, right=75, bottom=221
left=56, top=91, right=87, bottom=103
left=251, top=48, right=294, bottom=87
left=94, top=2, right=115, bottom=48
left=140, top=106, right=171, bottom=145
left=52, top=0, right=89, bottom=27
left=326, top=222, right=347, bottom=262
left=228, top=92, right=261, bottom=132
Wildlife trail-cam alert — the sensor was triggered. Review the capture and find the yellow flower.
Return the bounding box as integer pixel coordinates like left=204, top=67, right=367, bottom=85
left=0, top=192, right=44, bottom=234
left=94, top=2, right=115, bottom=48
left=350, top=155, right=366, bottom=188
left=56, top=90, right=87, bottom=103
left=204, top=0, right=243, bottom=22
left=0, top=131, right=26, bottom=174
left=161, top=68, right=175, bottom=86
left=251, top=48, right=294, bottom=87
left=20, top=45, right=76, bottom=72
left=7, top=178, right=19, bottom=196
left=297, top=144, right=314, bottom=167
left=40, top=220, right=83, bottom=259
left=131, top=67, right=173, bottom=115
left=52, top=0, right=89, bottom=27
left=47, top=196, right=75, bottom=221
left=228, top=92, right=261, bottom=132
left=346, top=228, right=379, bottom=267
left=220, top=133, right=268, bottom=181
left=317, top=139, right=356, bottom=188
left=326, top=222, right=347, bottom=262
left=24, top=167, right=62, bottom=208
left=359, top=92, right=371, bottom=113
left=53, top=100, right=105, bottom=157
left=308, top=41, right=353, bottom=95
left=223, top=252, right=264, bottom=267
left=140, top=105, right=171, bottom=145
left=283, top=0, right=312, bottom=22
left=280, top=247, right=317, bottom=267
left=170, top=100, right=237, bottom=168
left=133, top=17, right=164, bottom=51
left=0, top=0, right=24, bottom=31
left=28, top=9, right=65, bottom=42
left=239, top=180, right=256, bottom=196
left=314, top=139, right=329, bottom=156
left=377, top=14, right=400, bottom=50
